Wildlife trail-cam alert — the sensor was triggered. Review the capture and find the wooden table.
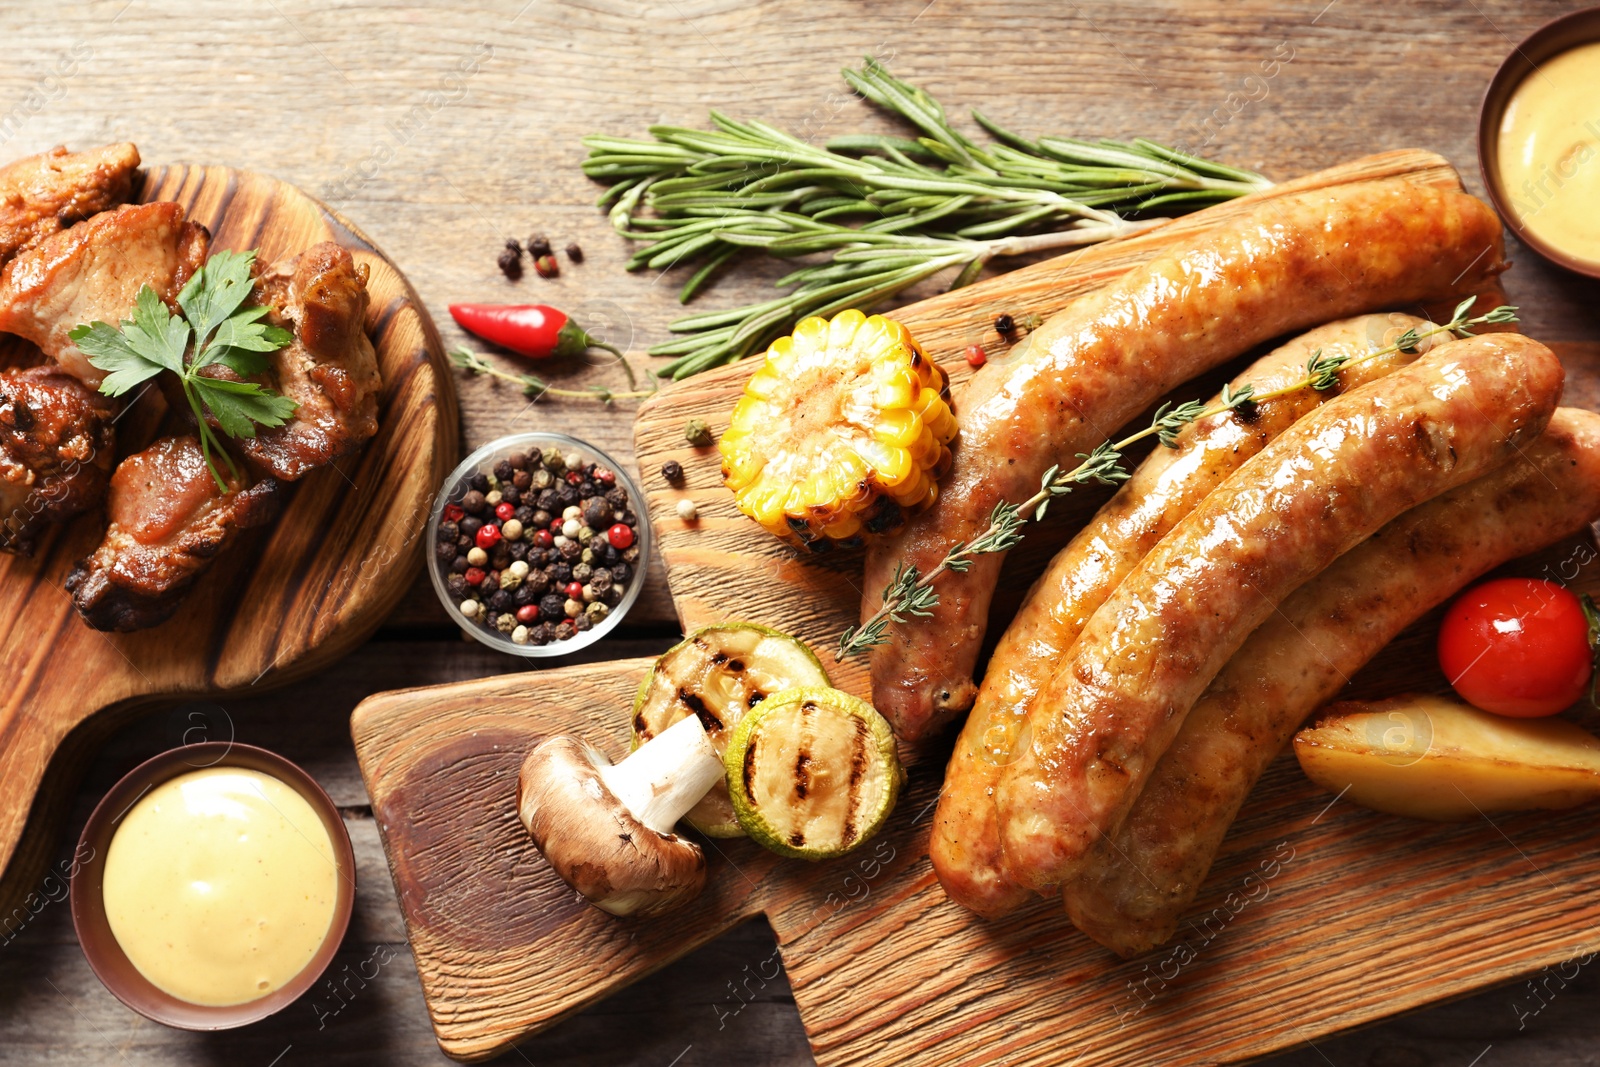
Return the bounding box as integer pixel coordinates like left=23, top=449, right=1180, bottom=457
left=3, top=1, right=1598, bottom=1063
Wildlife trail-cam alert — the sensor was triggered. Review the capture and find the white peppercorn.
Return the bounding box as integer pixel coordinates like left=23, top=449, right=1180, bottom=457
left=501, top=518, right=524, bottom=541
left=467, top=546, right=488, bottom=567
left=676, top=498, right=698, bottom=521
left=460, top=599, right=481, bottom=618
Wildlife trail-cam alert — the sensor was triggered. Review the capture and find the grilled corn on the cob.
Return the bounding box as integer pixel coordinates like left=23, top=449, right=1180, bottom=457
left=719, top=310, right=956, bottom=548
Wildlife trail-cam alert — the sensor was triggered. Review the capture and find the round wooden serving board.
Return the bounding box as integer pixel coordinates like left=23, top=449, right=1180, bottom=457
left=0, top=163, right=457, bottom=915
left=353, top=149, right=1600, bottom=1065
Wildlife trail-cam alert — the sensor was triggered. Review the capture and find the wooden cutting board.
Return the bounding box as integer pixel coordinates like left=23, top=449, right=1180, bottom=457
left=0, top=163, right=457, bottom=916
left=352, top=149, right=1600, bottom=1064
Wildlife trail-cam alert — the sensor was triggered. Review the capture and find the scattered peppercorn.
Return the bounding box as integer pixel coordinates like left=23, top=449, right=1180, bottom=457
left=534, top=253, right=559, bottom=279
left=497, top=247, right=522, bottom=279
left=528, top=233, right=552, bottom=257
left=676, top=498, right=698, bottom=522
left=565, top=242, right=583, bottom=263
left=994, top=312, right=1015, bottom=336
left=965, top=343, right=988, bottom=369
left=684, top=418, right=713, bottom=447
left=660, top=460, right=684, bottom=484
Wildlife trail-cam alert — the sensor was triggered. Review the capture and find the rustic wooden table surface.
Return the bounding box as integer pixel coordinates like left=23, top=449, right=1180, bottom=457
left=4, top=1, right=1600, bottom=1064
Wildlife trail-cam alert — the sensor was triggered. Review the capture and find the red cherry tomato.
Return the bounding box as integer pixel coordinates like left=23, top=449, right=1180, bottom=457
left=607, top=523, right=635, bottom=549
left=1437, top=578, right=1592, bottom=717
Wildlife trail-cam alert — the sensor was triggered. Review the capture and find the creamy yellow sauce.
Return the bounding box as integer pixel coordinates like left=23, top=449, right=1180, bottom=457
left=102, top=767, right=339, bottom=1007
left=1497, top=41, right=1600, bottom=267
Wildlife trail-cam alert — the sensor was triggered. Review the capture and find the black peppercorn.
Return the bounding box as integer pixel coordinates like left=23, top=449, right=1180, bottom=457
left=538, top=593, right=566, bottom=621
left=660, top=460, right=684, bottom=484
left=459, top=515, right=483, bottom=539
left=460, top=489, right=487, bottom=514
left=580, top=479, right=599, bottom=497
left=435, top=541, right=457, bottom=563
left=565, top=242, right=583, bottom=263
left=525, top=570, right=551, bottom=595
left=456, top=534, right=473, bottom=553
left=508, top=540, right=529, bottom=561
left=994, top=312, right=1015, bottom=336
left=604, top=486, right=628, bottom=507
left=573, top=613, right=593, bottom=632
left=446, top=574, right=469, bottom=599
left=512, top=469, right=532, bottom=490
left=550, top=562, right=573, bottom=585
left=536, top=489, right=560, bottom=512
left=515, top=505, right=536, bottom=525
left=528, top=233, right=552, bottom=257
left=601, top=544, right=620, bottom=565
left=497, top=247, right=522, bottom=279
left=437, top=520, right=459, bottom=543
left=505, top=238, right=523, bottom=255
left=590, top=568, right=613, bottom=593
left=488, top=590, right=514, bottom=613
left=583, top=500, right=610, bottom=529
left=469, top=473, right=490, bottom=493
left=451, top=556, right=471, bottom=575
left=558, top=538, right=581, bottom=561
left=493, top=460, right=514, bottom=482
left=500, top=486, right=521, bottom=506
left=610, top=562, right=631, bottom=584
left=556, top=484, right=579, bottom=507
left=490, top=548, right=512, bottom=571
left=602, top=586, right=624, bottom=607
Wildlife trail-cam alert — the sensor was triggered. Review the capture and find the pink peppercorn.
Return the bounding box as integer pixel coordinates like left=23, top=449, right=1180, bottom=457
left=464, top=566, right=486, bottom=586
left=606, top=523, right=635, bottom=549
left=475, top=524, right=502, bottom=549
left=495, top=502, right=515, bottom=521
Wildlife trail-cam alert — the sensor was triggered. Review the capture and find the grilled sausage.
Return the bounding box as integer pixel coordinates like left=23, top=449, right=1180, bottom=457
left=995, top=333, right=1563, bottom=890
left=1062, top=408, right=1600, bottom=956
left=863, top=180, right=1506, bottom=742
left=930, top=312, right=1432, bottom=918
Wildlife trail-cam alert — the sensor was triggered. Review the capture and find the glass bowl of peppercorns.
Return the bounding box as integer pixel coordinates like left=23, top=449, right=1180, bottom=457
left=427, top=432, right=649, bottom=657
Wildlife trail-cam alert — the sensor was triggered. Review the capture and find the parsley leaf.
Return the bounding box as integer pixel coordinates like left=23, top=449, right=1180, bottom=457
left=72, top=248, right=298, bottom=491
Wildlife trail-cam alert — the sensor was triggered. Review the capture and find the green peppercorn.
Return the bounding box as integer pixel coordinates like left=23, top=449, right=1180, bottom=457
left=684, top=418, right=713, bottom=447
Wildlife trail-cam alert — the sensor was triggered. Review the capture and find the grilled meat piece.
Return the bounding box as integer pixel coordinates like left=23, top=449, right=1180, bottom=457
left=0, top=202, right=209, bottom=387
left=0, top=143, right=141, bottom=264
left=218, top=242, right=381, bottom=480
left=0, top=365, right=116, bottom=553
left=66, top=435, right=279, bottom=632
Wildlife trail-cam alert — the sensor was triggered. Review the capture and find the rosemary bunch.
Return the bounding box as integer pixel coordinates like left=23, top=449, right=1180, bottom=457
left=583, top=58, right=1272, bottom=379
left=837, top=298, right=1519, bottom=659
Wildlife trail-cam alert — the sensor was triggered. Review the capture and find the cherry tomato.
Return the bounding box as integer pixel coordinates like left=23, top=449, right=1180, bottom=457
left=1437, top=578, right=1592, bottom=717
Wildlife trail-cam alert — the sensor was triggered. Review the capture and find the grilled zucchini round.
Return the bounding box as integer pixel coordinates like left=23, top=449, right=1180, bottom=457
left=632, top=623, right=830, bottom=837
left=726, top=686, right=902, bottom=860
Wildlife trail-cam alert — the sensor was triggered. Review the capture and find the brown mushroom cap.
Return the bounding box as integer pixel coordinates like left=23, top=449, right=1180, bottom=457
left=517, top=735, right=706, bottom=918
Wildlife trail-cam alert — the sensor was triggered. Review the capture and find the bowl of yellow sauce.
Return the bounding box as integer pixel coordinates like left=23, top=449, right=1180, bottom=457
left=70, top=743, right=355, bottom=1029
left=1480, top=6, right=1600, bottom=278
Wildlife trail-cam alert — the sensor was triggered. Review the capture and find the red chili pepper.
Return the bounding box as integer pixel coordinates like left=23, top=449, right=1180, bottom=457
left=448, top=304, right=621, bottom=362
left=443, top=503, right=465, bottom=523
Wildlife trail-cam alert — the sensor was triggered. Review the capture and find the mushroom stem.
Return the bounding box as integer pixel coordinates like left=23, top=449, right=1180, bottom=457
left=598, top=714, right=724, bottom=834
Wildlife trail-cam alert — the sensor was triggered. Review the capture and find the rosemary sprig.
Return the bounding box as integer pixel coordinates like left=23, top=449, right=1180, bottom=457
left=584, top=58, right=1272, bottom=379
left=450, top=349, right=656, bottom=404
left=837, top=299, right=1518, bottom=659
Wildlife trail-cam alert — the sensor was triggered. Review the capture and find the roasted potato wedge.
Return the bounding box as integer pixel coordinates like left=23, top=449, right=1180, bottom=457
left=1293, top=693, right=1600, bottom=821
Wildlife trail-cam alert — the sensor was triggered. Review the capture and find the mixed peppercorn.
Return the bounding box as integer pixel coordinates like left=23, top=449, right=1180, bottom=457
left=436, top=447, right=641, bottom=648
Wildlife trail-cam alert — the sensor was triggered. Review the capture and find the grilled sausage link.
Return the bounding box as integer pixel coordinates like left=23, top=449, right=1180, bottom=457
left=864, top=180, right=1505, bottom=742
left=995, top=333, right=1563, bottom=890
left=1062, top=408, right=1600, bottom=956
left=931, top=313, right=1432, bottom=918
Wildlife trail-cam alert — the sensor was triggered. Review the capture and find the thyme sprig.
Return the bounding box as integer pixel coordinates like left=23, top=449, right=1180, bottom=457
left=584, top=58, right=1272, bottom=379
left=837, top=299, right=1518, bottom=659
left=449, top=348, right=656, bottom=404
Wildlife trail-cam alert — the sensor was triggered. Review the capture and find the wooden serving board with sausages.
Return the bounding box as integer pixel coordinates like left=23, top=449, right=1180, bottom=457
left=0, top=164, right=457, bottom=917
left=351, top=149, right=1600, bottom=1065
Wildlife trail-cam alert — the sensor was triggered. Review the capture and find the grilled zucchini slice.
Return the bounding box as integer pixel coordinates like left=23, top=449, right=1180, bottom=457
left=726, top=686, right=902, bottom=860
left=632, top=623, right=829, bottom=837
left=718, top=309, right=957, bottom=549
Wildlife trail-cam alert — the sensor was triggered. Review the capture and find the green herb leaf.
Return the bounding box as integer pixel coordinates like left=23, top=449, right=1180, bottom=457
left=179, top=249, right=261, bottom=353
left=71, top=319, right=160, bottom=397
left=193, top=376, right=298, bottom=439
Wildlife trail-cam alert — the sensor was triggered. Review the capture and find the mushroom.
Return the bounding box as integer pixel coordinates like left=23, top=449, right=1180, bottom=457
left=517, top=714, right=725, bottom=918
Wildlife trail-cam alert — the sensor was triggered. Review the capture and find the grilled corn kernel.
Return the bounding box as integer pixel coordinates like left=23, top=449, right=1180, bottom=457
left=718, top=310, right=957, bottom=548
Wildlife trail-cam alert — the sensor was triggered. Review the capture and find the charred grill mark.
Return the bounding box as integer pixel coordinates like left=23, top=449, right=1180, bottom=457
left=710, top=651, right=728, bottom=666
left=794, top=752, right=811, bottom=800
left=742, top=736, right=759, bottom=799
left=677, top=687, right=722, bottom=731
left=727, top=659, right=745, bottom=672
left=842, top=717, right=868, bottom=847
left=632, top=712, right=648, bottom=738
left=747, top=689, right=766, bottom=708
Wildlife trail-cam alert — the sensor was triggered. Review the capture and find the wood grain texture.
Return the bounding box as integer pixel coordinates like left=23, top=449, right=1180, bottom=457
left=0, top=164, right=457, bottom=920
left=356, top=151, right=1600, bottom=1064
